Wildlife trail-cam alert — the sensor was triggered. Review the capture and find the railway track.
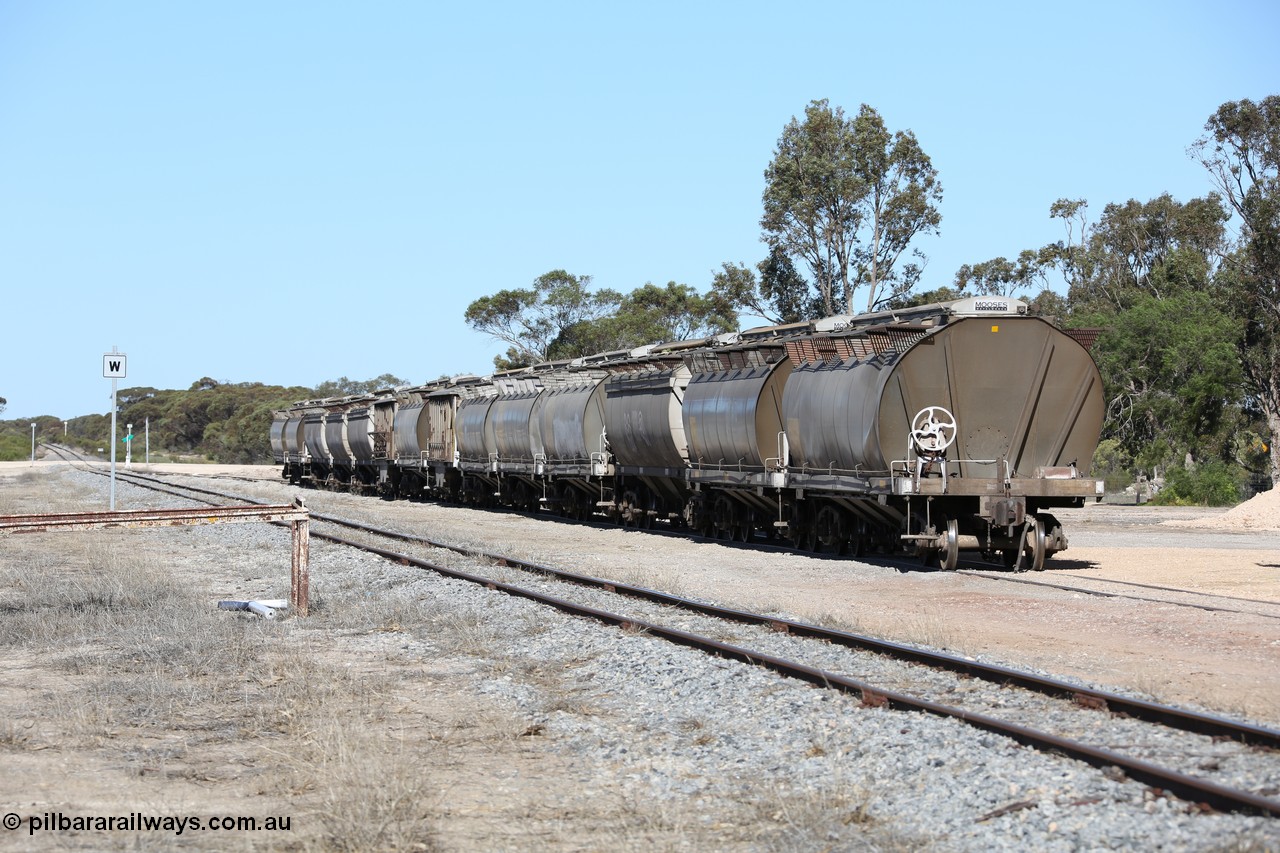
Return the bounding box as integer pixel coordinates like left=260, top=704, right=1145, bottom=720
left=40, top=444, right=1280, bottom=621
left=957, top=568, right=1280, bottom=620
left=32, top=450, right=1280, bottom=819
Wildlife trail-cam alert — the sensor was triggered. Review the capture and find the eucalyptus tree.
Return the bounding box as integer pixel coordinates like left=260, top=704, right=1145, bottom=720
left=761, top=100, right=941, bottom=317
left=467, top=272, right=736, bottom=369
left=1040, top=193, right=1230, bottom=313
left=958, top=191, right=1238, bottom=474
left=313, top=374, right=409, bottom=397
left=613, top=281, right=737, bottom=344
left=464, top=270, right=622, bottom=369
left=1083, top=292, right=1243, bottom=472
left=848, top=104, right=942, bottom=311
left=551, top=281, right=737, bottom=358
left=1192, top=95, right=1280, bottom=485
left=710, top=247, right=821, bottom=326
left=953, top=248, right=1055, bottom=297
left=1072, top=194, right=1230, bottom=312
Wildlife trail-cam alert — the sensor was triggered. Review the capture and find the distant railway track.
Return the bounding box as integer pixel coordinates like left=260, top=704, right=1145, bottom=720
left=32, top=446, right=1280, bottom=818
left=35, top=443, right=1280, bottom=625
left=1038, top=570, right=1280, bottom=608
left=36, top=443, right=1280, bottom=623
left=957, top=568, right=1280, bottom=620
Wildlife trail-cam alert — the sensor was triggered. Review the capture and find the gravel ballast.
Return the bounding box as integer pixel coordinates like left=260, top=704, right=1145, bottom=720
left=14, top=466, right=1274, bottom=851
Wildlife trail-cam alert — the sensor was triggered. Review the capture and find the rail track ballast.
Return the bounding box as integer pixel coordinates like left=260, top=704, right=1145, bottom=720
left=271, top=297, right=1105, bottom=570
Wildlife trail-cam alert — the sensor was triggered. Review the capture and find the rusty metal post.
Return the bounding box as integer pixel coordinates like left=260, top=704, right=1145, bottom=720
left=290, top=497, right=310, bottom=616
left=1, top=501, right=310, bottom=616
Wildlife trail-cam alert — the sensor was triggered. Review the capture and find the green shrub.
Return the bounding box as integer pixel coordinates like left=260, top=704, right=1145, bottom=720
left=0, top=432, right=31, bottom=462
left=1091, top=438, right=1135, bottom=493
left=1151, top=461, right=1244, bottom=506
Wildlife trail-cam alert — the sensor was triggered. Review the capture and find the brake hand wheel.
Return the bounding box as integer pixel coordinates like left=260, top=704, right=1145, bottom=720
left=911, top=406, right=958, bottom=453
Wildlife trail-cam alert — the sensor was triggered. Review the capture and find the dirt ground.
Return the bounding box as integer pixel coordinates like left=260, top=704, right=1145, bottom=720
left=1, top=458, right=1278, bottom=850
left=7, top=458, right=1279, bottom=725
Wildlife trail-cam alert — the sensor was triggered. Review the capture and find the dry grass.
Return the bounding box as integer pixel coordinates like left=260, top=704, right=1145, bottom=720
left=859, top=605, right=965, bottom=656
left=0, top=531, right=443, bottom=851
left=0, top=472, right=933, bottom=851
left=744, top=780, right=916, bottom=853
left=798, top=608, right=865, bottom=635
left=616, top=569, right=689, bottom=598
left=0, top=467, right=97, bottom=513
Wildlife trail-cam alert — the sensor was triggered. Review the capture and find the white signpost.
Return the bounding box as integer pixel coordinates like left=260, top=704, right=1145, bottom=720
left=103, top=349, right=127, bottom=510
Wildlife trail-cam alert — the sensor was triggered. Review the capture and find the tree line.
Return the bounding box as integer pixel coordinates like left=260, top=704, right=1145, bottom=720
left=3, top=97, right=1274, bottom=496
left=465, top=96, right=1279, bottom=501
left=0, top=375, right=406, bottom=465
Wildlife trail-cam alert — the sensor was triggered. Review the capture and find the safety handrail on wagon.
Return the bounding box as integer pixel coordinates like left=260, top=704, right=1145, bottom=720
left=702, top=458, right=750, bottom=473
left=792, top=462, right=892, bottom=478
left=534, top=455, right=598, bottom=466
left=768, top=431, right=790, bottom=472
left=891, top=456, right=999, bottom=493
left=693, top=458, right=769, bottom=474
left=891, top=456, right=999, bottom=474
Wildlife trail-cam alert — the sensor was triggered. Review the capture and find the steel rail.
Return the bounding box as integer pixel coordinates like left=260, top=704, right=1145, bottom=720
left=93, top=464, right=1280, bottom=751
left=957, top=569, right=1280, bottom=619
left=43, top=445, right=1280, bottom=619
left=285, top=523, right=1280, bottom=818
left=57, top=462, right=1280, bottom=817
left=307, top=512, right=1280, bottom=751
left=1036, top=570, right=1280, bottom=609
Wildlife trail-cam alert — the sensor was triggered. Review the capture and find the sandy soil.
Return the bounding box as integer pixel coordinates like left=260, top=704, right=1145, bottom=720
left=9, top=457, right=1279, bottom=724
left=2, top=460, right=1278, bottom=849
left=0, top=458, right=283, bottom=481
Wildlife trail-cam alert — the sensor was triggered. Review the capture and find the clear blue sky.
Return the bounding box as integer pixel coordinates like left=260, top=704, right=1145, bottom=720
left=2, top=1, right=1276, bottom=419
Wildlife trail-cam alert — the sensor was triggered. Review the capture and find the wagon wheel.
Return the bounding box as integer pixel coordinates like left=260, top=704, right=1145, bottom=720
left=789, top=517, right=816, bottom=552
left=785, top=503, right=811, bottom=552
left=700, top=515, right=715, bottom=537
left=734, top=508, right=753, bottom=543
left=939, top=518, right=960, bottom=571
left=1026, top=518, right=1047, bottom=572
left=620, top=490, right=641, bottom=527
left=559, top=488, right=575, bottom=519
left=848, top=519, right=868, bottom=558
left=800, top=523, right=819, bottom=553
left=1039, top=513, right=1064, bottom=558
left=573, top=491, right=590, bottom=521
left=639, top=490, right=657, bottom=530
left=1010, top=518, right=1047, bottom=572
left=686, top=495, right=709, bottom=537
left=916, top=523, right=939, bottom=568
left=712, top=495, right=736, bottom=540
left=815, top=505, right=844, bottom=553
left=639, top=499, right=655, bottom=530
